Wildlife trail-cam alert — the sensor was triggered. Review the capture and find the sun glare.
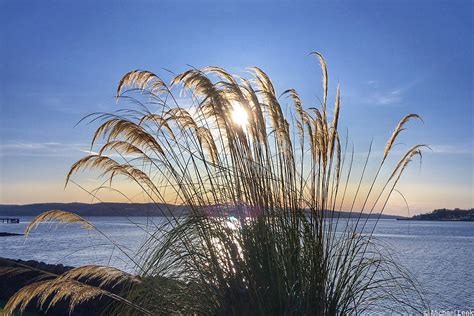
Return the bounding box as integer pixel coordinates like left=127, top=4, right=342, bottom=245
left=231, top=102, right=248, bottom=128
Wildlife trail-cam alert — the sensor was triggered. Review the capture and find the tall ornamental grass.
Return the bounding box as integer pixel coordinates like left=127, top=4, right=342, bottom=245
left=4, top=53, right=428, bottom=315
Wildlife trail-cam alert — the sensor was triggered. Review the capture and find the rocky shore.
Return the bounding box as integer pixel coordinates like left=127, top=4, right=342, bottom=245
left=0, top=232, right=23, bottom=237
left=0, top=258, right=121, bottom=315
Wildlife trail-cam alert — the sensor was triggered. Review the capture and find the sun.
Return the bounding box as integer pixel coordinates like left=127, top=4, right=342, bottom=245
left=231, top=102, right=248, bottom=128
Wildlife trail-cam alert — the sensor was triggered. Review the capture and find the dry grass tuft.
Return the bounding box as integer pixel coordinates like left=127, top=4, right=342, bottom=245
left=24, top=210, right=93, bottom=237
left=59, top=265, right=141, bottom=288
left=3, top=266, right=150, bottom=316
left=4, top=279, right=107, bottom=315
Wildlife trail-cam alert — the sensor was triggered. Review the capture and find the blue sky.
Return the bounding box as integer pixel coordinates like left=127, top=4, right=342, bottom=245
left=0, top=0, right=472, bottom=213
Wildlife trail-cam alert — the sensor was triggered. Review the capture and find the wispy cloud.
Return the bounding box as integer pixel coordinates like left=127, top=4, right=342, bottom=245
left=0, top=142, right=90, bottom=157
left=367, top=90, right=403, bottom=106
left=0, top=141, right=147, bottom=159
left=355, top=76, right=425, bottom=107
left=429, top=144, right=473, bottom=155
left=80, top=149, right=99, bottom=155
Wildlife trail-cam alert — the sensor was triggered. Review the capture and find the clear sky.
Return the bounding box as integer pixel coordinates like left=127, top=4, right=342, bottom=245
left=0, top=0, right=472, bottom=214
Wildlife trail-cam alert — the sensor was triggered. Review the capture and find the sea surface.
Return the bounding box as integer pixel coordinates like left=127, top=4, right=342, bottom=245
left=1, top=217, right=473, bottom=311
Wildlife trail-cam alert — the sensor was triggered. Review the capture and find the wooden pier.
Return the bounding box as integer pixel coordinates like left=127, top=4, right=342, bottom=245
left=0, top=218, right=20, bottom=224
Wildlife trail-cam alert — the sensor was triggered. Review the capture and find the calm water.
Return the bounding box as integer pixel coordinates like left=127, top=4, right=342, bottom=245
left=1, top=217, right=473, bottom=310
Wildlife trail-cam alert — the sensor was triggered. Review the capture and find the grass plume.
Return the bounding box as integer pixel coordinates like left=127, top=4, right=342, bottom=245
left=24, top=210, right=93, bottom=237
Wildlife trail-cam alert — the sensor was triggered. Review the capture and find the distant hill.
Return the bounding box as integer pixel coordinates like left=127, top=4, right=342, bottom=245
left=0, top=202, right=405, bottom=219
left=319, top=210, right=404, bottom=220
left=0, top=202, right=186, bottom=217
left=400, top=208, right=474, bottom=221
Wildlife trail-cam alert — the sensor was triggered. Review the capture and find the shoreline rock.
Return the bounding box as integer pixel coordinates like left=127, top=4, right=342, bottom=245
left=0, top=257, right=73, bottom=301
left=0, top=257, right=121, bottom=315
left=0, top=232, right=24, bottom=237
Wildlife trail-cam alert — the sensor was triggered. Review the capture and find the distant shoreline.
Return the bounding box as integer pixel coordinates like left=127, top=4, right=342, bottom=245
left=0, top=202, right=406, bottom=219
left=400, top=208, right=473, bottom=222
left=397, top=218, right=474, bottom=222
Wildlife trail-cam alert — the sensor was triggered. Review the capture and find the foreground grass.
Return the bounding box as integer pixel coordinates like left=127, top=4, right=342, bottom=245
left=2, top=53, right=428, bottom=315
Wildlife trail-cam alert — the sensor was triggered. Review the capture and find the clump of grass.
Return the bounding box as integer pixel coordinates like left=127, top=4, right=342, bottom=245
left=3, top=53, right=428, bottom=315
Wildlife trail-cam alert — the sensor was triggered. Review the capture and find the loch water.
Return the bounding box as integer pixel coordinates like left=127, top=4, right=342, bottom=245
left=1, top=217, right=473, bottom=311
